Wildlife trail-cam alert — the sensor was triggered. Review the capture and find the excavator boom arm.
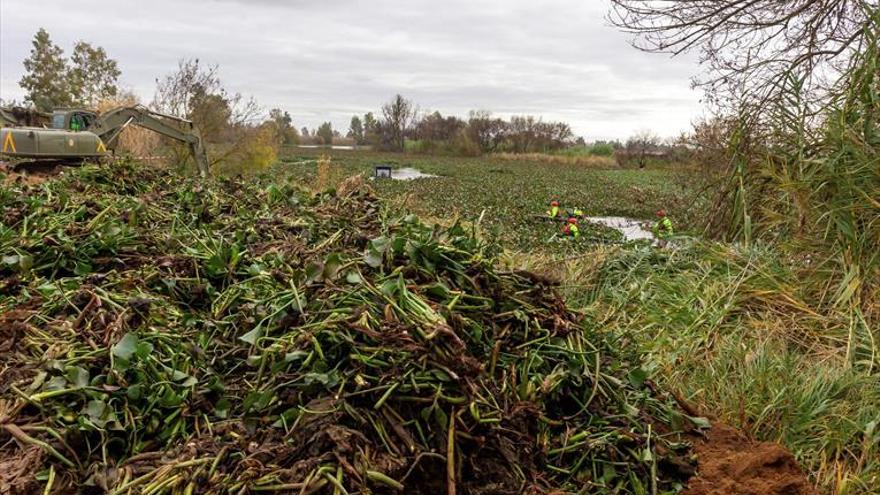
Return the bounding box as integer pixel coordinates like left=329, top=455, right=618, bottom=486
left=90, top=105, right=210, bottom=177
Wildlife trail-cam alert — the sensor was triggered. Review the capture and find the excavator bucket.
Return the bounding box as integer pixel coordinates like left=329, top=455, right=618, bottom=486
left=189, top=137, right=210, bottom=178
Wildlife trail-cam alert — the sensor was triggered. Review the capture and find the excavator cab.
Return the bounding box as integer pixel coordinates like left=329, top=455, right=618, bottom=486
left=50, top=110, right=98, bottom=131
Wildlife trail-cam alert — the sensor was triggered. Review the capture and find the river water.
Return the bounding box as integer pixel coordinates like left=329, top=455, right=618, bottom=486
left=587, top=216, right=654, bottom=241
left=389, top=167, right=438, bottom=180
left=297, top=145, right=357, bottom=150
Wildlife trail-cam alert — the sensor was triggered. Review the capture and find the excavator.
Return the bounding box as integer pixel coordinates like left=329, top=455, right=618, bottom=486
left=0, top=105, right=209, bottom=177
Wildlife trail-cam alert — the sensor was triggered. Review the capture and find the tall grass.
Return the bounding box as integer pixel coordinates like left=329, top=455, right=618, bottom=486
left=492, top=152, right=616, bottom=168
left=519, top=241, right=880, bottom=494
left=552, top=143, right=616, bottom=157
left=706, top=17, right=880, bottom=370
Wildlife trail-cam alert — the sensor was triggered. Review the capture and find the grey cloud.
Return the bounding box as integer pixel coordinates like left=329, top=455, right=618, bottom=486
left=0, top=0, right=703, bottom=140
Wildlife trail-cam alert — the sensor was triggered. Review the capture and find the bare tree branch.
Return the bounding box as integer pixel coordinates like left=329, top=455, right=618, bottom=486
left=609, top=0, right=877, bottom=106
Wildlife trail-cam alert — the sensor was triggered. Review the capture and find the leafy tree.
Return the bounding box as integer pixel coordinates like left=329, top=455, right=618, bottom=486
left=348, top=115, right=364, bottom=144
left=301, top=127, right=310, bottom=138
left=588, top=141, right=616, bottom=157
left=622, top=130, right=662, bottom=168
left=316, top=122, right=333, bottom=145
left=153, top=58, right=263, bottom=171
left=466, top=110, right=507, bottom=153
left=269, top=108, right=299, bottom=145
left=381, top=94, right=417, bottom=151
left=363, top=112, right=379, bottom=145
left=153, top=59, right=258, bottom=142
left=415, top=111, right=465, bottom=143
left=19, top=28, right=71, bottom=111
left=19, top=29, right=121, bottom=110
left=505, top=116, right=573, bottom=153
left=189, top=90, right=232, bottom=144
left=68, top=41, right=120, bottom=107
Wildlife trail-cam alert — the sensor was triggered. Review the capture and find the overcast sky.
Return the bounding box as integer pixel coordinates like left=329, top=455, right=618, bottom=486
left=0, top=0, right=705, bottom=140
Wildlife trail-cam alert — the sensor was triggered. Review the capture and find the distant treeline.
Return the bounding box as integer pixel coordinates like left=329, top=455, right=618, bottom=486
left=296, top=95, right=692, bottom=164
left=300, top=95, right=576, bottom=156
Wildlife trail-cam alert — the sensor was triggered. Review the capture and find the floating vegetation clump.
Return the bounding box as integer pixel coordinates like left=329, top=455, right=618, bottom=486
left=0, top=162, right=699, bottom=494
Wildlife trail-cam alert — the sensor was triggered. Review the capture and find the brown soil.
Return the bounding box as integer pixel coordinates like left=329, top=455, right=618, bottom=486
left=685, top=424, right=817, bottom=495
left=0, top=160, right=65, bottom=185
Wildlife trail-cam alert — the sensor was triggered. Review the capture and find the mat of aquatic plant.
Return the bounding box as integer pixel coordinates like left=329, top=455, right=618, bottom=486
left=275, top=149, right=707, bottom=252
left=0, top=162, right=702, bottom=494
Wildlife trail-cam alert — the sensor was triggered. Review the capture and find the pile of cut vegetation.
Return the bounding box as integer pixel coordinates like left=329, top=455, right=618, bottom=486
left=0, top=162, right=698, bottom=494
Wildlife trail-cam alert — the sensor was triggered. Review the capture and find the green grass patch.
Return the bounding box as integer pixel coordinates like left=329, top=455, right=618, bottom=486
left=541, top=241, right=880, bottom=494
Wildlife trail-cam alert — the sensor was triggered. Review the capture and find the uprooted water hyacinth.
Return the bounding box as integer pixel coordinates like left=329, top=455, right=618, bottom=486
left=0, top=161, right=704, bottom=494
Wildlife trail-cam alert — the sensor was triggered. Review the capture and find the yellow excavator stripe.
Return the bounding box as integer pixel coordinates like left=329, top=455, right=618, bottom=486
left=97, top=140, right=107, bottom=153
left=2, top=131, right=16, bottom=153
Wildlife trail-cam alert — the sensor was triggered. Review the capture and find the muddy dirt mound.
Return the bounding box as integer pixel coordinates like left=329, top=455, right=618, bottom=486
left=0, top=160, right=65, bottom=185
left=685, top=424, right=815, bottom=495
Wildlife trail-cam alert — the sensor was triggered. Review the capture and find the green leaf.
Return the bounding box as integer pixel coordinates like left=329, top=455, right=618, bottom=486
left=66, top=366, right=90, bottom=388
left=272, top=407, right=300, bottom=428
left=205, top=254, right=227, bottom=277
left=82, top=399, right=113, bottom=428
left=247, top=262, right=265, bottom=276
left=627, top=367, right=648, bottom=388
left=380, top=279, right=399, bottom=297
left=45, top=376, right=67, bottom=391
left=305, top=261, right=324, bottom=283
left=127, top=383, right=144, bottom=400
left=687, top=416, right=712, bottom=429
left=214, top=398, right=231, bottom=418
left=159, top=386, right=184, bottom=407
left=74, top=262, right=93, bottom=276
left=323, top=253, right=343, bottom=280
left=112, top=333, right=139, bottom=360
left=433, top=406, right=448, bottom=430
left=17, top=255, right=33, bottom=271
left=135, top=341, right=154, bottom=360
left=84, top=399, right=107, bottom=420
left=345, top=271, right=363, bottom=284
left=601, top=463, right=617, bottom=483
left=370, top=236, right=391, bottom=252
left=169, top=369, right=194, bottom=384
left=239, top=327, right=262, bottom=345
left=180, top=376, right=198, bottom=387
left=364, top=249, right=383, bottom=268
left=243, top=390, right=273, bottom=412
left=420, top=406, right=432, bottom=423
left=284, top=351, right=309, bottom=363
left=37, top=283, right=59, bottom=298
left=303, top=372, right=339, bottom=387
